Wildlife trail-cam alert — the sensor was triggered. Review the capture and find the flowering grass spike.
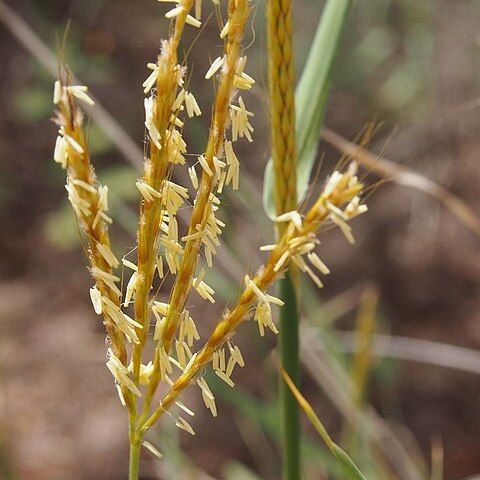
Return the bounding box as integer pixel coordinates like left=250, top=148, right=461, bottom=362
left=51, top=1, right=367, bottom=478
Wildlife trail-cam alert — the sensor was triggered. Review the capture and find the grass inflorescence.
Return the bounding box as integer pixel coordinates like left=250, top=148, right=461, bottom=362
left=51, top=1, right=367, bottom=477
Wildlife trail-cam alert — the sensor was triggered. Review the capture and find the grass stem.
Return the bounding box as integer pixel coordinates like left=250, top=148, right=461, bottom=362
left=279, top=272, right=300, bottom=480
left=128, top=430, right=142, bottom=480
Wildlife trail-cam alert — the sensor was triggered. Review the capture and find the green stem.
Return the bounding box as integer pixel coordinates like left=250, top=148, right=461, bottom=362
left=128, top=429, right=142, bottom=480
left=279, top=271, right=300, bottom=480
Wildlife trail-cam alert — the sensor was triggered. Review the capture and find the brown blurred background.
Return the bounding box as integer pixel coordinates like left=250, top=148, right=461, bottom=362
left=0, top=0, right=480, bottom=479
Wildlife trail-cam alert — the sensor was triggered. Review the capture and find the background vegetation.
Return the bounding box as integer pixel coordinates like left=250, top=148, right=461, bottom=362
left=0, top=0, right=479, bottom=478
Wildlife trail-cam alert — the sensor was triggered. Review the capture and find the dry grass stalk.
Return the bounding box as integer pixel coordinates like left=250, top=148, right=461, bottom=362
left=322, top=127, right=480, bottom=238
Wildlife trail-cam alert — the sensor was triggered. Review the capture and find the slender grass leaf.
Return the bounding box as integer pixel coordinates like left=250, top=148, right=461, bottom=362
left=332, top=444, right=368, bottom=480
left=263, top=0, right=352, bottom=218
left=279, top=366, right=368, bottom=480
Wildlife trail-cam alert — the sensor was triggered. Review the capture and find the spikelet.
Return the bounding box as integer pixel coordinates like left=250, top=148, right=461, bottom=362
left=197, top=377, right=217, bottom=417
left=106, top=349, right=141, bottom=397
left=193, top=277, right=215, bottom=303
left=139, top=362, right=155, bottom=385
left=233, top=56, right=255, bottom=90
left=224, top=141, right=240, bottom=189
left=211, top=341, right=245, bottom=389
left=205, top=56, right=225, bottom=79
left=230, top=97, right=254, bottom=142
left=90, top=286, right=103, bottom=314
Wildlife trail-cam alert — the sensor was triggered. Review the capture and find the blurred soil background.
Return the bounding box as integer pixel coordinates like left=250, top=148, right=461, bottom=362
left=0, top=0, right=480, bottom=479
